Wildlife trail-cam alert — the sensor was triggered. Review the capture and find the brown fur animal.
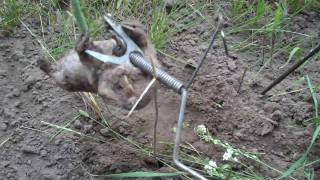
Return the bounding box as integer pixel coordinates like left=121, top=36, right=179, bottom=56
left=38, top=22, right=158, bottom=110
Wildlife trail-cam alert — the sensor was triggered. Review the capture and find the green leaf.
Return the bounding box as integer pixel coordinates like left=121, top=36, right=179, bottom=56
left=273, top=5, right=282, bottom=29
left=288, top=47, right=301, bottom=63
left=306, top=76, right=319, bottom=119
left=101, top=171, right=185, bottom=178
left=278, top=153, right=307, bottom=179
left=71, top=0, right=88, bottom=33
left=116, top=0, right=123, bottom=10
left=78, top=110, right=90, bottom=118
left=281, top=47, right=301, bottom=68
left=279, top=125, right=320, bottom=179
left=256, top=0, right=265, bottom=18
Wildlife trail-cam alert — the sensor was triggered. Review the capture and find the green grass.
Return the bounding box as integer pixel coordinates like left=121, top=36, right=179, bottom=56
left=227, top=0, right=320, bottom=73
left=0, top=0, right=23, bottom=35
left=194, top=125, right=291, bottom=179
left=19, top=0, right=207, bottom=58
left=278, top=76, right=319, bottom=179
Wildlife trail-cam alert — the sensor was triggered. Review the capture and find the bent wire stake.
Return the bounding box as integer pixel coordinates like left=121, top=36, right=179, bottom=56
left=85, top=14, right=229, bottom=180
left=261, top=43, right=320, bottom=95
left=186, top=14, right=230, bottom=89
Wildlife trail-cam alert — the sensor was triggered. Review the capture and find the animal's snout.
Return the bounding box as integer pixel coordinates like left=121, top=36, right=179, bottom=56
left=121, top=88, right=153, bottom=110
left=122, top=96, right=138, bottom=110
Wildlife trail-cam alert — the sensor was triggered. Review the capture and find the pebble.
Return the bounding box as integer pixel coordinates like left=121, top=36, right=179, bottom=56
left=199, top=44, right=208, bottom=51
left=227, top=60, right=237, bottom=71
left=13, top=101, right=22, bottom=108
left=118, top=126, right=127, bottom=135
left=189, top=39, right=196, bottom=45
left=263, top=102, right=279, bottom=113
left=34, top=82, right=42, bottom=90
left=157, top=166, right=174, bottom=173
left=0, top=70, right=6, bottom=78
left=165, top=0, right=177, bottom=8
left=100, top=128, right=111, bottom=137
left=1, top=161, right=10, bottom=168
left=10, top=120, right=18, bottom=127
left=73, top=120, right=83, bottom=129
left=83, top=124, right=92, bottom=133
left=260, top=122, right=274, bottom=136
left=12, top=52, right=24, bottom=62
left=0, top=123, right=8, bottom=131
left=185, top=59, right=197, bottom=70
left=40, top=150, right=47, bottom=157
left=54, top=139, right=62, bottom=145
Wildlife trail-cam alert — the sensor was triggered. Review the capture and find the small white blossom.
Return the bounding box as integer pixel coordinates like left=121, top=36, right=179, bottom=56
left=204, top=160, right=217, bottom=172
left=204, top=164, right=213, bottom=171
left=223, top=149, right=234, bottom=161
left=208, top=160, right=217, bottom=168
left=196, top=125, right=207, bottom=135
left=202, top=135, right=212, bottom=142
left=204, top=160, right=218, bottom=177
left=213, top=139, right=220, bottom=145
left=233, top=156, right=239, bottom=162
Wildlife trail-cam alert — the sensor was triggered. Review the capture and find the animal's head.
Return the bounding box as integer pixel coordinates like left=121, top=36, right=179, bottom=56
left=98, top=65, right=153, bottom=110
left=122, top=21, right=148, bottom=48
left=118, top=73, right=153, bottom=110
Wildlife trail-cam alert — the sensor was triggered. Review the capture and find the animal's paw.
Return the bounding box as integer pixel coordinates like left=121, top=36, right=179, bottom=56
left=110, top=30, right=126, bottom=56
left=75, top=32, right=91, bottom=53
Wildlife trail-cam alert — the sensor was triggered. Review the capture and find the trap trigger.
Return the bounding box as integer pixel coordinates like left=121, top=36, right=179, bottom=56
left=84, top=14, right=144, bottom=65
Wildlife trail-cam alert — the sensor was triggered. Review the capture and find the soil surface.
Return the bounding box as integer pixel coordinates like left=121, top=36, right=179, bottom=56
left=0, top=9, right=320, bottom=180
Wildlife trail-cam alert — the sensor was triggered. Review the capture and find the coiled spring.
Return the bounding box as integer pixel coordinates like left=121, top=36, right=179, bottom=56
left=130, top=52, right=184, bottom=93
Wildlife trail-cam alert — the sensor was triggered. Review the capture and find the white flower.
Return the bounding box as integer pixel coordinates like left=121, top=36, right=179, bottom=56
left=208, top=160, right=217, bottom=168
left=204, top=160, right=217, bottom=171
left=223, top=149, right=234, bottom=161
left=204, top=164, right=213, bottom=171
left=233, top=156, right=239, bottom=162
left=204, top=160, right=217, bottom=176
left=213, top=139, right=220, bottom=145
left=204, top=135, right=213, bottom=142
left=196, top=125, right=207, bottom=135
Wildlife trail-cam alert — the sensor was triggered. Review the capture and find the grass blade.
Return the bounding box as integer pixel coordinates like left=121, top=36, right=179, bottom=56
left=78, top=109, right=90, bottom=118
left=306, top=76, right=319, bottom=119
left=100, top=171, right=185, bottom=178
left=71, top=0, right=88, bottom=33
left=278, top=76, right=320, bottom=179
left=281, top=47, right=301, bottom=68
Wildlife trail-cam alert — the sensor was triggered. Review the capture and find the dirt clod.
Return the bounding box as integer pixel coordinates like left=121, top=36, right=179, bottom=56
left=21, top=145, right=40, bottom=155
left=271, top=110, right=283, bottom=121
left=99, top=128, right=111, bottom=137
left=0, top=123, right=8, bottom=131
left=40, top=149, right=47, bottom=157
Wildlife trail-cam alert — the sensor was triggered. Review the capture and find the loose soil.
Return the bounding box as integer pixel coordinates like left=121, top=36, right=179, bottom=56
left=0, top=9, right=319, bottom=180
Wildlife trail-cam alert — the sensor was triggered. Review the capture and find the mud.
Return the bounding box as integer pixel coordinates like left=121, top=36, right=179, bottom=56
left=0, top=9, right=320, bottom=180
